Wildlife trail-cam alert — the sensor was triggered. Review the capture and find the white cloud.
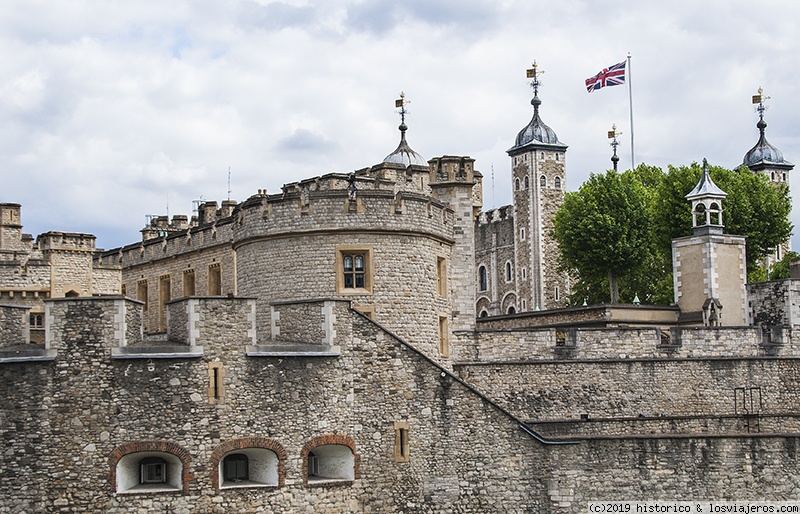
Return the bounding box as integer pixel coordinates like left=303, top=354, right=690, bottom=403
left=1, top=0, right=799, bottom=250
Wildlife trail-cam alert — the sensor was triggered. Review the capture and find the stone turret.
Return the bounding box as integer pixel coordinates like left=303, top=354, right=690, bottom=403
left=673, top=160, right=747, bottom=326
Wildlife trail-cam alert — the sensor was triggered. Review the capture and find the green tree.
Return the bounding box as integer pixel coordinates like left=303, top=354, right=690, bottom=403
left=554, top=162, right=793, bottom=306
left=768, top=251, right=799, bottom=280
left=652, top=162, right=793, bottom=278
left=552, top=170, right=652, bottom=304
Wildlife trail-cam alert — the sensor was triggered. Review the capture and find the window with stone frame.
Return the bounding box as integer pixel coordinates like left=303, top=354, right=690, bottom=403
left=438, top=315, right=450, bottom=357
left=436, top=256, right=447, bottom=297
left=478, top=265, right=488, bottom=292
left=335, top=246, right=373, bottom=294
left=394, top=422, right=410, bottom=462
left=208, top=263, right=222, bottom=295
left=137, top=280, right=148, bottom=312
left=183, top=268, right=195, bottom=297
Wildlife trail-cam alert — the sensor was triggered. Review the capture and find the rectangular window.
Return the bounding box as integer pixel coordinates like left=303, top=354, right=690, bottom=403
left=436, top=256, right=447, bottom=297
left=336, top=246, right=373, bottom=294
left=208, top=362, right=225, bottom=403
left=208, top=263, right=222, bottom=295
left=140, top=461, right=166, bottom=484
left=438, top=316, right=450, bottom=357
left=137, top=280, right=148, bottom=312
left=183, top=268, right=195, bottom=297
left=158, top=275, right=171, bottom=332
left=394, top=422, right=410, bottom=462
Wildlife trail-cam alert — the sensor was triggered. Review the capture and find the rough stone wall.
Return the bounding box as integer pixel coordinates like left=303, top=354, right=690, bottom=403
left=538, top=158, right=567, bottom=309
left=235, top=232, right=451, bottom=359
left=0, top=295, right=554, bottom=513
left=92, top=266, right=122, bottom=296
left=455, top=357, right=800, bottom=421
left=115, top=225, right=236, bottom=332
left=232, top=182, right=460, bottom=360
left=0, top=304, right=29, bottom=347
left=475, top=207, right=516, bottom=316
left=748, top=278, right=800, bottom=328
left=546, top=437, right=800, bottom=507
left=457, top=326, right=783, bottom=362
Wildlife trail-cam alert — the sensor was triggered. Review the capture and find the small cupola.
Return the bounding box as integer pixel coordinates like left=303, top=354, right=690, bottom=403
left=743, top=87, right=793, bottom=177
left=383, top=92, right=427, bottom=167
left=507, top=61, right=567, bottom=155
left=685, top=158, right=727, bottom=235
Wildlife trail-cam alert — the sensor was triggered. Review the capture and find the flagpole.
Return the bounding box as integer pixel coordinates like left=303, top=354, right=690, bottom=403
left=627, top=53, right=635, bottom=170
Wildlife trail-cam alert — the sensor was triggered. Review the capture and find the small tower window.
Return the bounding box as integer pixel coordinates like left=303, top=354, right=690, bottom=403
left=524, top=176, right=529, bottom=189
left=556, top=153, right=560, bottom=161
left=554, top=176, right=561, bottom=189
left=540, top=175, right=547, bottom=188
left=515, top=178, right=520, bottom=191
left=505, top=262, right=512, bottom=282
left=478, top=266, right=488, bottom=292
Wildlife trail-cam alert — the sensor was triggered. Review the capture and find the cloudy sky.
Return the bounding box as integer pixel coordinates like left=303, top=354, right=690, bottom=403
left=2, top=0, right=799, bottom=250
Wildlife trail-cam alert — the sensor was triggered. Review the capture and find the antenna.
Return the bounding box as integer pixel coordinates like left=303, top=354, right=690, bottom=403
left=491, top=163, right=495, bottom=209
left=227, top=167, right=231, bottom=201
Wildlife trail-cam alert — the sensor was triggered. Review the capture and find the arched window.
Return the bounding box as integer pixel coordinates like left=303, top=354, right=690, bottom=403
left=540, top=175, right=547, bottom=188
left=541, top=152, right=545, bottom=159
left=505, top=262, right=512, bottom=282
left=515, top=178, right=520, bottom=191
left=479, top=310, right=489, bottom=318
left=302, top=435, right=358, bottom=486
left=556, top=153, right=560, bottom=161
left=478, top=266, right=488, bottom=292
left=507, top=306, right=516, bottom=314
left=212, top=437, right=286, bottom=490
left=771, top=172, right=776, bottom=181
left=524, top=176, right=529, bottom=189
left=114, top=451, right=185, bottom=493
left=554, top=176, right=561, bottom=189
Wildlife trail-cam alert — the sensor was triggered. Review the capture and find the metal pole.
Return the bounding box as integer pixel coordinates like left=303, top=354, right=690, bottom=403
left=627, top=53, right=635, bottom=170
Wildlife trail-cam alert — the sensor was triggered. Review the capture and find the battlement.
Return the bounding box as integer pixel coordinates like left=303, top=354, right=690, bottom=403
left=477, top=206, right=513, bottom=225
left=36, top=231, right=97, bottom=252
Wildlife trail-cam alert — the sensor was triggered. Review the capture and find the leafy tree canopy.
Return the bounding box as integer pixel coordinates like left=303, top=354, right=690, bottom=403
left=554, top=162, right=793, bottom=306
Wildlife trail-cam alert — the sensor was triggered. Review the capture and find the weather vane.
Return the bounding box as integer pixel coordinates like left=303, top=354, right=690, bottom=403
left=395, top=91, right=410, bottom=126
left=752, top=86, right=770, bottom=120
left=526, top=61, right=543, bottom=96
left=608, top=124, right=622, bottom=171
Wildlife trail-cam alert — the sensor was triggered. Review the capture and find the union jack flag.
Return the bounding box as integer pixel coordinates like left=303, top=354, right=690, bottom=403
left=585, top=61, right=626, bottom=92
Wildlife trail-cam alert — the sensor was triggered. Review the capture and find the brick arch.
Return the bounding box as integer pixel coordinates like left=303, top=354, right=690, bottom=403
left=210, top=437, right=287, bottom=490
left=108, top=440, right=192, bottom=494
left=301, top=434, right=360, bottom=485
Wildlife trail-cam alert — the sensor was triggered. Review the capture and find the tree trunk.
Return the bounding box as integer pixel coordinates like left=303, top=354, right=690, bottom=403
left=608, top=270, right=619, bottom=304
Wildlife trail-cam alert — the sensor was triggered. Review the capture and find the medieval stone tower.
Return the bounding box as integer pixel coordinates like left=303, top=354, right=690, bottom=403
left=507, top=63, right=568, bottom=310
left=742, top=87, right=794, bottom=265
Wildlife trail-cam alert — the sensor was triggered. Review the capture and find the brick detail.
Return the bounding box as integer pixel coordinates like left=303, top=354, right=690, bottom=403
left=209, top=437, right=288, bottom=491
left=107, top=441, right=193, bottom=495
left=300, top=434, right=360, bottom=487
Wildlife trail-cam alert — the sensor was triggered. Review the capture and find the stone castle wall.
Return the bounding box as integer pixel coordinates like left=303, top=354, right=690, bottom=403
left=0, top=295, right=552, bottom=513
left=475, top=206, right=516, bottom=316
left=2, top=296, right=800, bottom=512
left=455, top=357, right=800, bottom=422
